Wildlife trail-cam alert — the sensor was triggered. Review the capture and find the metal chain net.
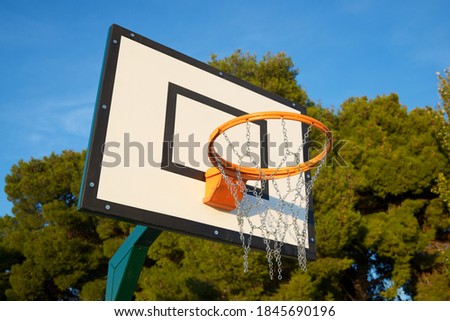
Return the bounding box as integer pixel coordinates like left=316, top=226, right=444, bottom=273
left=212, top=118, right=328, bottom=280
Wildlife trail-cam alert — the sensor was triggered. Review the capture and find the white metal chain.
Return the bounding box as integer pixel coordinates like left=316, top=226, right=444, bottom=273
left=212, top=117, right=329, bottom=279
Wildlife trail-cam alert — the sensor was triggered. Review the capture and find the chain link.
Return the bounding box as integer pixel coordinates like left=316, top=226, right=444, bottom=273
left=212, top=117, right=329, bottom=279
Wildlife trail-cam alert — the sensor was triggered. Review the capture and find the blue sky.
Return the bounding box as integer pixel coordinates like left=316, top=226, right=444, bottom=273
left=0, top=0, right=449, bottom=216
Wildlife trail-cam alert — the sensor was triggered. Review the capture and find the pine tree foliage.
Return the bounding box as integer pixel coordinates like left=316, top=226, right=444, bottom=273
left=209, top=50, right=310, bottom=107
left=432, top=68, right=450, bottom=209
left=1, top=151, right=111, bottom=300
left=135, top=233, right=277, bottom=300
left=417, top=68, right=450, bottom=300
left=0, top=52, right=448, bottom=300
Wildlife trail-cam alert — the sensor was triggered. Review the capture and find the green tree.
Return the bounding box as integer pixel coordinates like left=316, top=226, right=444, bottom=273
left=1, top=151, right=108, bottom=300
left=432, top=68, right=450, bottom=208
left=277, top=94, right=449, bottom=300
left=1, top=51, right=448, bottom=301
left=209, top=50, right=310, bottom=107
left=0, top=215, right=23, bottom=300
left=135, top=233, right=278, bottom=300
left=416, top=68, right=450, bottom=300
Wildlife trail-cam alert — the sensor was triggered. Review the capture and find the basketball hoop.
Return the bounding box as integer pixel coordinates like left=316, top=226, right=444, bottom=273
left=203, top=111, right=332, bottom=279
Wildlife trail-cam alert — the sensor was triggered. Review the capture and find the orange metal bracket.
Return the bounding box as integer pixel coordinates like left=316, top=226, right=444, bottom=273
left=203, top=167, right=246, bottom=211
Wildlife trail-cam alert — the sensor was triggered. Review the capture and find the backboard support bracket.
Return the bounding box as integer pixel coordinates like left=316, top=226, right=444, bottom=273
left=105, top=225, right=161, bottom=301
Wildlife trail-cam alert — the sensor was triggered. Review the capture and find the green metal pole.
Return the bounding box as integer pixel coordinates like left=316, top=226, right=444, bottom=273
left=105, top=225, right=161, bottom=300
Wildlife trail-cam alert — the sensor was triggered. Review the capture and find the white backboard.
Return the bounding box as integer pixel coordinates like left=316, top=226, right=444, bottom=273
left=79, top=24, right=316, bottom=259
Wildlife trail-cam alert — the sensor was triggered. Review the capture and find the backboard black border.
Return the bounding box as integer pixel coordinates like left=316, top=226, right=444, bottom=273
left=78, top=24, right=316, bottom=260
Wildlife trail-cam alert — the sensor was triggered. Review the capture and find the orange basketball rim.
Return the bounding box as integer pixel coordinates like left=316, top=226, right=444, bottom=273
left=203, top=111, right=332, bottom=210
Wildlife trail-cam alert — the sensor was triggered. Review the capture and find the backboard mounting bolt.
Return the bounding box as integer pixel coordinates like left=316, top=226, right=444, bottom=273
left=292, top=102, right=296, bottom=107
left=214, top=230, right=219, bottom=235
left=310, top=237, right=315, bottom=243
left=89, top=182, right=95, bottom=187
left=130, top=33, right=135, bottom=37
left=105, top=204, right=111, bottom=210
left=112, top=39, right=118, bottom=44
left=219, top=71, right=223, bottom=76
left=101, top=104, right=107, bottom=110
